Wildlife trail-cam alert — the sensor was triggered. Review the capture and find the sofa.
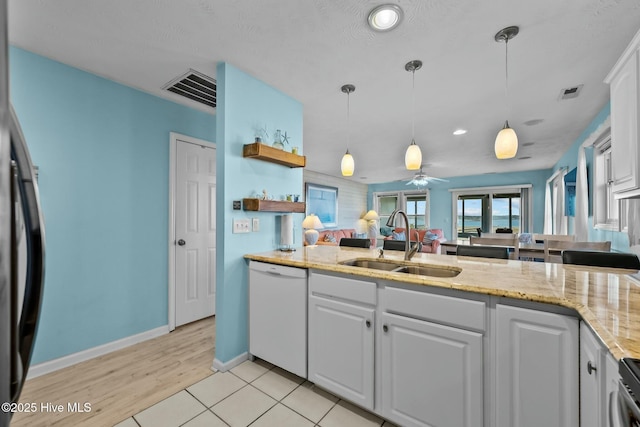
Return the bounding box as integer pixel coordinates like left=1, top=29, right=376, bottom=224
left=384, top=228, right=446, bottom=254
left=308, top=228, right=357, bottom=246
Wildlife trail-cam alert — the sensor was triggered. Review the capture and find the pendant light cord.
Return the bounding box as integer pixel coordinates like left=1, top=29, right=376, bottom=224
left=504, top=38, right=509, bottom=115
left=411, top=69, right=415, bottom=142
left=347, top=90, right=351, bottom=151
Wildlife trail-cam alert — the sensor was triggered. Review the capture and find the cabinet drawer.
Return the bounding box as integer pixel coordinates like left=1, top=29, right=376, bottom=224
left=309, top=271, right=376, bottom=305
left=384, top=286, right=486, bottom=332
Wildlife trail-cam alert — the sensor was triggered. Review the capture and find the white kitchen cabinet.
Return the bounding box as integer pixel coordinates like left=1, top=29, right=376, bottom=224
left=308, top=272, right=376, bottom=410
left=605, top=28, right=640, bottom=198
left=580, top=323, right=606, bottom=427
left=495, top=304, right=579, bottom=427
left=380, top=311, right=483, bottom=427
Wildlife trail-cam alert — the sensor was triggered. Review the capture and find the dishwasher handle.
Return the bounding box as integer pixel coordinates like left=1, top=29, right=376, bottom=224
left=249, top=261, right=307, bottom=279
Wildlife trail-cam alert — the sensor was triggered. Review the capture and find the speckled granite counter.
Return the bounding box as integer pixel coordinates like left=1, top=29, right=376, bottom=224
left=245, top=245, right=640, bottom=360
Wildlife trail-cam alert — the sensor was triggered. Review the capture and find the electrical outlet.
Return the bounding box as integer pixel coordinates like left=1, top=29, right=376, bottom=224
left=233, top=218, right=251, bottom=233
left=252, top=218, right=260, bottom=232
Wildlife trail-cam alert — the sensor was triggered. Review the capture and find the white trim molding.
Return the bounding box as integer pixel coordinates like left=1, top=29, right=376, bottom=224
left=28, top=325, right=169, bottom=379
left=212, top=352, right=249, bottom=372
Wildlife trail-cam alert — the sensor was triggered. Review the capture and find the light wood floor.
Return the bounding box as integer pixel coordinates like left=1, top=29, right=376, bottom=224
left=12, top=316, right=216, bottom=427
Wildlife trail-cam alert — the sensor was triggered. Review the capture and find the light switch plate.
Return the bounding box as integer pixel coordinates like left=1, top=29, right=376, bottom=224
left=233, top=218, right=251, bottom=233
left=252, top=218, right=260, bottom=232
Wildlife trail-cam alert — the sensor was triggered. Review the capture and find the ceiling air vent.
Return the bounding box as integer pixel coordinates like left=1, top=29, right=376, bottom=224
left=164, top=69, right=216, bottom=108
left=559, top=84, right=583, bottom=100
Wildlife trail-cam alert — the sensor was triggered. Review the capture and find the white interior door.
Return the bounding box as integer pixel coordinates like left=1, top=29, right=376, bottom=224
left=175, top=138, right=216, bottom=326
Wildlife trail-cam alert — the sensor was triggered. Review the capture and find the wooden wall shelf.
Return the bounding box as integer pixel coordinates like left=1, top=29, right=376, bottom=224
left=243, top=142, right=306, bottom=168
left=243, top=199, right=306, bottom=213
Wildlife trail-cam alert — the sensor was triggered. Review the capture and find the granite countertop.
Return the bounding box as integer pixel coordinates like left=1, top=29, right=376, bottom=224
left=245, top=245, right=640, bottom=360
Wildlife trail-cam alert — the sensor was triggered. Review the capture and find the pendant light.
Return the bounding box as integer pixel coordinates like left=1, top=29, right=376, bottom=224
left=494, top=26, right=519, bottom=159
left=405, top=60, right=422, bottom=170
left=340, top=84, right=355, bottom=176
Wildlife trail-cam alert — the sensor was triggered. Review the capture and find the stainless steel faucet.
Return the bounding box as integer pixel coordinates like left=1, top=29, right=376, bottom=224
left=386, top=209, right=420, bottom=261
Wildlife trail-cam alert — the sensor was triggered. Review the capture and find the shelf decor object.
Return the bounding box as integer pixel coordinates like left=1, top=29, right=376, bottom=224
left=242, top=198, right=305, bottom=213
left=243, top=142, right=306, bottom=168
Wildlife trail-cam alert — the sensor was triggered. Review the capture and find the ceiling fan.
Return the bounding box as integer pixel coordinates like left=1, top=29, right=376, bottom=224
left=403, top=167, right=448, bottom=188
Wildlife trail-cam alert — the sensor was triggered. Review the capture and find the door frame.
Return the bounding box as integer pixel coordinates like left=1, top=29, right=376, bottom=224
left=168, top=132, right=216, bottom=331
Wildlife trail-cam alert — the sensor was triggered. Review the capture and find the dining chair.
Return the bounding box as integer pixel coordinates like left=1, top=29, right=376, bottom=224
left=457, top=245, right=510, bottom=259
left=469, top=235, right=519, bottom=260
left=383, top=239, right=421, bottom=252
left=339, top=238, right=371, bottom=248
left=562, top=250, right=640, bottom=270
left=543, top=240, right=611, bottom=263
left=533, top=233, right=575, bottom=244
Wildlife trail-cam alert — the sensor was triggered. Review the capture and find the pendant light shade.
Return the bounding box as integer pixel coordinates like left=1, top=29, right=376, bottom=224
left=494, top=121, right=518, bottom=159
left=494, top=26, right=519, bottom=160
left=405, top=60, right=423, bottom=171
left=405, top=140, right=422, bottom=170
left=341, top=149, right=354, bottom=176
left=340, top=84, right=356, bottom=176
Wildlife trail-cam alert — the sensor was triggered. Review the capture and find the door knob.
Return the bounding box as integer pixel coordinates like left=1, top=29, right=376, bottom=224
left=177, top=239, right=186, bottom=246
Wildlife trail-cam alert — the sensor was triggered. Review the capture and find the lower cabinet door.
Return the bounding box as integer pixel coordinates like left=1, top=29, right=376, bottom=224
left=308, top=295, right=375, bottom=410
left=380, top=312, right=484, bottom=427
left=495, top=304, right=579, bottom=427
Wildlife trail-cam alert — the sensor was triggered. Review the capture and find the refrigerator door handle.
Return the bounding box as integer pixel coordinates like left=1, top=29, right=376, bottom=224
left=9, top=107, right=46, bottom=403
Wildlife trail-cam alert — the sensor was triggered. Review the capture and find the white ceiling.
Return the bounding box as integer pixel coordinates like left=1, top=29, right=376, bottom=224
left=8, top=0, right=640, bottom=184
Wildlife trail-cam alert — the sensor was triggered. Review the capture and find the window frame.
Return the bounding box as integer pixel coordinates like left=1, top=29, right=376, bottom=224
left=593, top=133, right=620, bottom=231
left=450, top=184, right=532, bottom=239
left=372, top=189, right=430, bottom=231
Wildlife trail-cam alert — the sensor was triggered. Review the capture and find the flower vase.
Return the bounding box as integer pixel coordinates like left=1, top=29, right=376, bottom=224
left=272, top=129, right=284, bottom=150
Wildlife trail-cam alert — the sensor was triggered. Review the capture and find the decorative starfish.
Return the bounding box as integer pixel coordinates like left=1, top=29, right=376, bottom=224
left=282, top=131, right=291, bottom=145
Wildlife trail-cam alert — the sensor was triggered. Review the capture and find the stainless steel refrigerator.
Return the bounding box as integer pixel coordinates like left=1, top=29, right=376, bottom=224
left=0, top=1, right=46, bottom=425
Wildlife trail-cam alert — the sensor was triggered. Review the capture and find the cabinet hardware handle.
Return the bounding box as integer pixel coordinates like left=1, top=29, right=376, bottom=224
left=587, top=361, right=597, bottom=375
left=366, top=320, right=371, bottom=328
left=383, top=324, right=388, bottom=332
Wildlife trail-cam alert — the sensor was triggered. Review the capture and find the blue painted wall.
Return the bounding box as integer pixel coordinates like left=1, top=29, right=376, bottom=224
left=549, top=103, right=630, bottom=251
left=368, top=169, right=551, bottom=239
left=215, top=63, right=303, bottom=364
left=9, top=47, right=215, bottom=364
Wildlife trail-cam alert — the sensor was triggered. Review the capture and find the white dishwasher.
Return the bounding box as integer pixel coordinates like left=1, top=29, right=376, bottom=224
left=249, top=261, right=307, bottom=378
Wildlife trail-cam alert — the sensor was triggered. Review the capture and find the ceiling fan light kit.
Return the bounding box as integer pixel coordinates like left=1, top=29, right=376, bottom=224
left=340, top=84, right=356, bottom=176
left=494, top=25, right=519, bottom=160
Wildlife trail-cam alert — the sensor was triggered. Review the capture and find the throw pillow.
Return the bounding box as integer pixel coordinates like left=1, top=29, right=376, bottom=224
left=354, top=232, right=367, bottom=239
left=519, top=233, right=533, bottom=244
left=392, top=231, right=406, bottom=241
left=423, top=232, right=438, bottom=245
left=380, top=226, right=393, bottom=237
left=323, top=234, right=337, bottom=243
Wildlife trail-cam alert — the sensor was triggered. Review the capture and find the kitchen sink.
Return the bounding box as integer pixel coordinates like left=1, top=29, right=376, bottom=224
left=339, top=259, right=404, bottom=271
left=339, top=258, right=461, bottom=278
left=393, top=265, right=461, bottom=277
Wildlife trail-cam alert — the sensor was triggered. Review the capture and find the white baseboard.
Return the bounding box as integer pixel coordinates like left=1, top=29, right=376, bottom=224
left=212, top=352, right=248, bottom=372
left=27, top=325, right=170, bottom=379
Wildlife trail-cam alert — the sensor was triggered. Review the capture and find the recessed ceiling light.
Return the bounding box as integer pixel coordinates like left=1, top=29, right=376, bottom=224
left=453, top=129, right=467, bottom=135
left=367, top=4, right=403, bottom=32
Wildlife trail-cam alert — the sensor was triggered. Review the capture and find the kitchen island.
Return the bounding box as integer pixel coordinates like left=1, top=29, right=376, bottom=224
left=246, top=245, right=640, bottom=360
left=245, top=245, right=640, bottom=427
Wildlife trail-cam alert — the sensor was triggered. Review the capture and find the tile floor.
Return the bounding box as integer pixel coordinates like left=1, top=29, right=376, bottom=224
left=114, top=359, right=397, bottom=427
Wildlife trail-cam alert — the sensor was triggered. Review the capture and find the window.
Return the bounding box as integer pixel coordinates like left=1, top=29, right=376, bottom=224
left=593, top=135, right=619, bottom=230
left=373, top=190, right=429, bottom=232
left=451, top=185, right=532, bottom=239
